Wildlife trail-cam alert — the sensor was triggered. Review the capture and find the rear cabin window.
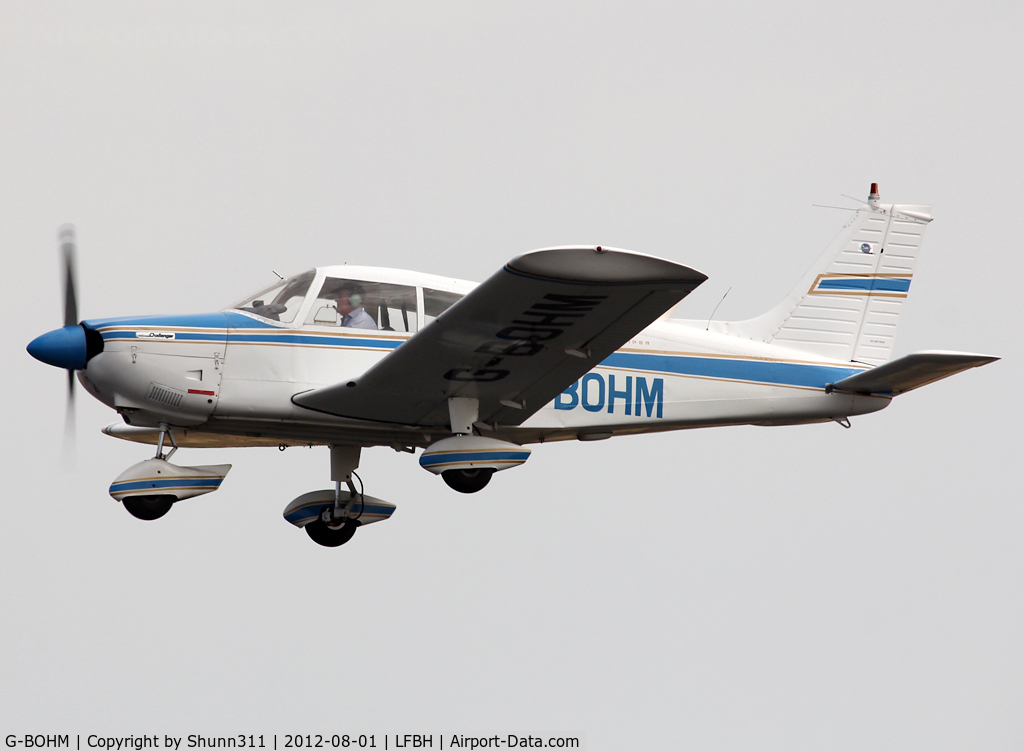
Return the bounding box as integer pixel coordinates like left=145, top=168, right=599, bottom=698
left=304, top=278, right=418, bottom=333
left=423, top=288, right=464, bottom=326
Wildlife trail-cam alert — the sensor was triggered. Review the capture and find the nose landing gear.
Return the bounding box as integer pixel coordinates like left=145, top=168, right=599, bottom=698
left=109, top=423, right=232, bottom=521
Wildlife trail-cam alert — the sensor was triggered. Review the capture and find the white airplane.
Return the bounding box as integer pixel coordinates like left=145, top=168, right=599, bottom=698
left=28, top=184, right=997, bottom=547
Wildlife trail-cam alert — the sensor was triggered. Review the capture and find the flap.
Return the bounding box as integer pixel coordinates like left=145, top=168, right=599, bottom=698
left=292, top=246, right=706, bottom=427
left=832, top=350, right=999, bottom=396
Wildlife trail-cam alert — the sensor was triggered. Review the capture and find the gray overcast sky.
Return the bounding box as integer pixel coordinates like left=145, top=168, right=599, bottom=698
left=2, top=2, right=1021, bottom=749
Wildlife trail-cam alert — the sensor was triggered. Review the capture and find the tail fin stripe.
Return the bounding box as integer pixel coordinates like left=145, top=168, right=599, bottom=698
left=724, top=195, right=932, bottom=365
left=815, top=277, right=911, bottom=294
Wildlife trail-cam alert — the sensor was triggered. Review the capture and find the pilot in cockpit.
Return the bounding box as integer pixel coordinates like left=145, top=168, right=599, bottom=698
left=327, top=282, right=378, bottom=330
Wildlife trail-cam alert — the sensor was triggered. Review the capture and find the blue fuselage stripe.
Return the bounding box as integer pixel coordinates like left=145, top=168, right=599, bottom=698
left=84, top=312, right=865, bottom=391
left=97, top=330, right=400, bottom=349
left=600, top=353, right=863, bottom=388
left=86, top=312, right=281, bottom=329
left=227, top=333, right=401, bottom=348
left=100, top=331, right=227, bottom=342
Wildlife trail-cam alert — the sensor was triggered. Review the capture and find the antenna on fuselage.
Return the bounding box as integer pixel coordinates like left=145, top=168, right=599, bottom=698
left=706, top=287, right=732, bottom=331
left=272, top=270, right=284, bottom=280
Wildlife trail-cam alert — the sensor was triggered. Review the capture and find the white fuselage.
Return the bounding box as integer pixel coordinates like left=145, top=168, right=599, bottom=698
left=79, top=264, right=887, bottom=449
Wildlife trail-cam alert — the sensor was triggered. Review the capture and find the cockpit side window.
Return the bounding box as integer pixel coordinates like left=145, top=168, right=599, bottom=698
left=304, top=278, right=418, bottom=333
left=230, top=270, right=315, bottom=323
left=423, top=288, right=465, bottom=327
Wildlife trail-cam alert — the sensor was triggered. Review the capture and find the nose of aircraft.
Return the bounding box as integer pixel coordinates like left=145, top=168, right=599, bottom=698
left=27, top=325, right=88, bottom=370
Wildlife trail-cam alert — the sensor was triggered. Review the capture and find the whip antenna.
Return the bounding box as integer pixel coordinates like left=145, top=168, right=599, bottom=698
left=706, top=287, right=732, bottom=331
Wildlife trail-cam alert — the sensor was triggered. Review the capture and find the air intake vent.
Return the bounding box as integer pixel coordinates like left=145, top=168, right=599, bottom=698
left=147, top=383, right=185, bottom=408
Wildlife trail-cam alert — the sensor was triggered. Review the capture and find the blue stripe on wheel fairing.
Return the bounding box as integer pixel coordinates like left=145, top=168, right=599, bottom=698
left=110, top=478, right=223, bottom=493
left=284, top=503, right=395, bottom=524
left=419, top=451, right=531, bottom=468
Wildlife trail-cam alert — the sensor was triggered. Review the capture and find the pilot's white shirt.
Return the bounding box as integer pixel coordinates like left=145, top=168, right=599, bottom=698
left=342, top=307, right=377, bottom=330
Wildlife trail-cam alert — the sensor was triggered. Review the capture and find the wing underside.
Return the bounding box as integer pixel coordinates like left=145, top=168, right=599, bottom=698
left=292, top=247, right=707, bottom=428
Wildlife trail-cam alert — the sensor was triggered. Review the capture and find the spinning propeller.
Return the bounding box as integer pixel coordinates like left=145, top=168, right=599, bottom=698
left=27, top=226, right=103, bottom=462
left=61, top=226, right=78, bottom=448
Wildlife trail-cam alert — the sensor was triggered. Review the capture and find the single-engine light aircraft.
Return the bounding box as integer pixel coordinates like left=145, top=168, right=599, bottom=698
left=28, top=185, right=998, bottom=547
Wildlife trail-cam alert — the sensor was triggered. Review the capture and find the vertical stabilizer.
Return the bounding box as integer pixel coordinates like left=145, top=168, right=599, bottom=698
left=727, top=186, right=932, bottom=365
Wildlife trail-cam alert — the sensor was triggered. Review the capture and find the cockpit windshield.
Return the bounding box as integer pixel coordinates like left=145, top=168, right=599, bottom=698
left=230, top=270, right=315, bottom=323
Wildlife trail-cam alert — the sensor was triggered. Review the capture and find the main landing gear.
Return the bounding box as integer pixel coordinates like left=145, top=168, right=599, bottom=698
left=304, top=470, right=364, bottom=548
left=308, top=445, right=364, bottom=548
left=282, top=445, right=398, bottom=549
left=418, top=398, right=530, bottom=493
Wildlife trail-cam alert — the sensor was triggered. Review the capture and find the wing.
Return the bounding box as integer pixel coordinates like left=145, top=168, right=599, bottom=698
left=292, top=246, right=706, bottom=427
left=831, top=350, right=999, bottom=396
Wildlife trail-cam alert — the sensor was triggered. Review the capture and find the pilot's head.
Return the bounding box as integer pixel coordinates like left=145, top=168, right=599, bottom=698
left=328, top=283, right=366, bottom=316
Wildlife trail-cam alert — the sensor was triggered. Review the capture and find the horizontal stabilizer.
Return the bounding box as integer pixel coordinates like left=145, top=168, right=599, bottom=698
left=831, top=350, right=998, bottom=396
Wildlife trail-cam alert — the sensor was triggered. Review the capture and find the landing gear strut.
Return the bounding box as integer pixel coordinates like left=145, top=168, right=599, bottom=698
left=304, top=445, right=364, bottom=548
left=418, top=397, right=527, bottom=493
left=438, top=398, right=493, bottom=493
left=123, top=423, right=178, bottom=520
left=111, top=423, right=232, bottom=521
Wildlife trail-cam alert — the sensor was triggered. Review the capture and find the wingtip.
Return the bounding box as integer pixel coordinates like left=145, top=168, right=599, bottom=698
left=507, top=247, right=706, bottom=286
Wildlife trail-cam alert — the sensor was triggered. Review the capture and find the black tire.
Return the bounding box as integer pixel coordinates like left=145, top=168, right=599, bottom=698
left=442, top=468, right=494, bottom=494
left=123, top=495, right=175, bottom=521
left=305, top=517, right=359, bottom=547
